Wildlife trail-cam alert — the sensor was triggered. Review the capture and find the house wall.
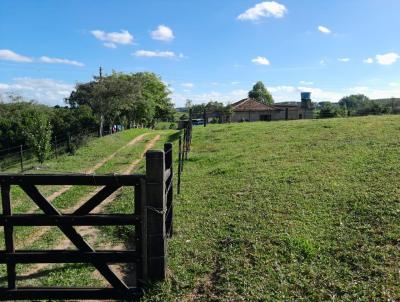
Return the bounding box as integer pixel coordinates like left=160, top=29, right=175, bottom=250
left=232, top=111, right=267, bottom=122
left=232, top=107, right=314, bottom=122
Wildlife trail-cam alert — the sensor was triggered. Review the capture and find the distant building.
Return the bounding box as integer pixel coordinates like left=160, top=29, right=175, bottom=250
left=231, top=92, right=314, bottom=122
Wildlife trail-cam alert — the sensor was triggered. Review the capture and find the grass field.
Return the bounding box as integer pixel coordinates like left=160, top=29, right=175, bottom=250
left=143, top=115, right=400, bottom=301
left=0, top=116, right=399, bottom=301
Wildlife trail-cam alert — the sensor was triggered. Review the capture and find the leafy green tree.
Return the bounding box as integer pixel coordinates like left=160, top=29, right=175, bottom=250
left=67, top=71, right=173, bottom=133
left=339, top=94, right=369, bottom=115
left=191, top=103, right=206, bottom=118
left=24, top=110, right=52, bottom=164
left=248, top=81, right=274, bottom=105
left=319, top=102, right=340, bottom=118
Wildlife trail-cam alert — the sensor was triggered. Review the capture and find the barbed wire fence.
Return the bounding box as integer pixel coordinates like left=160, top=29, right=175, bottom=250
left=0, top=128, right=102, bottom=172
left=177, top=118, right=193, bottom=194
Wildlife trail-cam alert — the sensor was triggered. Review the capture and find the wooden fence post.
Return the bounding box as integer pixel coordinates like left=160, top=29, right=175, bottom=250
left=164, top=143, right=173, bottom=237
left=1, top=183, right=16, bottom=289
left=135, top=178, right=148, bottom=286
left=145, top=150, right=166, bottom=281
left=177, top=136, right=182, bottom=194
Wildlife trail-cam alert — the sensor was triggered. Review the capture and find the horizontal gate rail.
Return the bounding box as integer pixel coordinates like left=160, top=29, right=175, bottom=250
left=0, top=288, right=142, bottom=300
left=0, top=174, right=143, bottom=186
left=0, top=214, right=140, bottom=226
left=0, top=250, right=138, bottom=263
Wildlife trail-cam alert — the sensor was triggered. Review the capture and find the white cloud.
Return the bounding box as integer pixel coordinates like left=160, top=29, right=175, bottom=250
left=252, top=56, right=270, bottom=65
left=151, top=25, right=174, bottom=42
left=299, top=81, right=314, bottom=85
left=39, top=56, right=84, bottom=67
left=338, top=58, right=350, bottom=62
left=231, top=81, right=240, bottom=85
left=363, top=57, right=374, bottom=64
left=133, top=50, right=180, bottom=58
left=389, top=82, right=399, bottom=87
left=0, top=77, right=74, bottom=105
left=0, top=83, right=10, bottom=90
left=318, top=26, right=331, bottom=34
left=91, top=30, right=134, bottom=48
left=269, top=85, right=343, bottom=102
left=346, top=86, right=400, bottom=99
left=103, top=42, right=117, bottom=49
left=375, top=52, right=400, bottom=65
left=172, top=89, right=248, bottom=106
left=0, top=49, right=33, bottom=62
left=181, top=83, right=194, bottom=88
left=237, top=1, right=287, bottom=21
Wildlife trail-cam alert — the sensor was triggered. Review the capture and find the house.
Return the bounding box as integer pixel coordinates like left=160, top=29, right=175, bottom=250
left=231, top=92, right=314, bottom=122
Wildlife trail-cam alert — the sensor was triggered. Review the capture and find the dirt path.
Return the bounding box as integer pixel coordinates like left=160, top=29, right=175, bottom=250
left=84, top=133, right=148, bottom=174
left=18, top=133, right=149, bottom=248
left=24, top=133, right=148, bottom=214
left=19, top=135, right=161, bottom=283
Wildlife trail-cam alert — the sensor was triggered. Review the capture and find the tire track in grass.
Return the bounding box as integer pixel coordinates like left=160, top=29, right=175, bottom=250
left=34, top=133, right=149, bottom=206
left=16, top=133, right=149, bottom=249
left=19, top=135, right=161, bottom=284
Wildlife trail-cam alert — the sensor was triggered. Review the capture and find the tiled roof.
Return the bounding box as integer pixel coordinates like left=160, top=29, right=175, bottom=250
left=232, top=98, right=283, bottom=112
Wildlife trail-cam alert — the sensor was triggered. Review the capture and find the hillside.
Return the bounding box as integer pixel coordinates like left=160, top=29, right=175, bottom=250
left=145, top=116, right=400, bottom=301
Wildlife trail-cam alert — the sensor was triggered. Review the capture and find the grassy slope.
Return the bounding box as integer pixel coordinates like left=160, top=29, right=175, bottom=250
left=144, top=116, right=400, bottom=302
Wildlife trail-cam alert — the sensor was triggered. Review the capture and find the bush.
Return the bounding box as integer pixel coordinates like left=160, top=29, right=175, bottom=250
left=24, top=110, right=52, bottom=164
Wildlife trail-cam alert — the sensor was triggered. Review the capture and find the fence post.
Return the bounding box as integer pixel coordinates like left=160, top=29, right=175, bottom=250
left=1, top=184, right=16, bottom=289
left=183, top=128, right=187, bottom=162
left=19, top=145, right=24, bottom=172
left=164, top=143, right=173, bottom=237
left=145, top=150, right=166, bottom=281
left=177, top=136, right=182, bottom=194
left=135, top=178, right=148, bottom=286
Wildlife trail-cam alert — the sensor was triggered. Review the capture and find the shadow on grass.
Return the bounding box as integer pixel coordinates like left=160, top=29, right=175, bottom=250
left=166, top=130, right=182, bottom=143
left=0, top=263, right=88, bottom=283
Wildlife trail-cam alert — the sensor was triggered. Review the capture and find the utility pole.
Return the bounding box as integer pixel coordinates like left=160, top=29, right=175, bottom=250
left=98, top=66, right=104, bottom=137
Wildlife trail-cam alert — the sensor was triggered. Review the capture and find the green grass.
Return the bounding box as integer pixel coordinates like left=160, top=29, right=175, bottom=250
left=1, top=116, right=399, bottom=301
left=142, top=116, right=400, bottom=301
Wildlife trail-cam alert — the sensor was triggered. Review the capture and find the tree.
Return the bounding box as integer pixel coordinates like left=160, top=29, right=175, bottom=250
left=185, top=99, right=193, bottom=110
left=319, top=102, right=340, bottom=118
left=66, top=71, right=173, bottom=133
left=339, top=94, right=369, bottom=115
left=248, top=81, right=274, bottom=105
left=24, top=110, right=52, bottom=164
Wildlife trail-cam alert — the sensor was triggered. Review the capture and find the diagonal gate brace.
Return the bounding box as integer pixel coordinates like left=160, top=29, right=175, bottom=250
left=19, top=184, right=128, bottom=290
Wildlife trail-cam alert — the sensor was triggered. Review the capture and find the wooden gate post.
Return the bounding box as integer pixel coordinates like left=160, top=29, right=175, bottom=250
left=164, top=143, right=173, bottom=237
left=145, top=150, right=166, bottom=281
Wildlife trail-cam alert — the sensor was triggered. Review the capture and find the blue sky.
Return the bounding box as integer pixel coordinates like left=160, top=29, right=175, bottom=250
left=1, top=0, right=400, bottom=106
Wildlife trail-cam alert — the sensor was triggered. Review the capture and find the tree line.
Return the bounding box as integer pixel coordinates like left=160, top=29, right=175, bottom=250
left=0, top=71, right=175, bottom=164
left=318, top=94, right=400, bottom=118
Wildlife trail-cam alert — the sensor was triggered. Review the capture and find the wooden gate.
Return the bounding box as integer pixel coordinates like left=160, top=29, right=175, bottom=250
left=0, top=143, right=173, bottom=300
